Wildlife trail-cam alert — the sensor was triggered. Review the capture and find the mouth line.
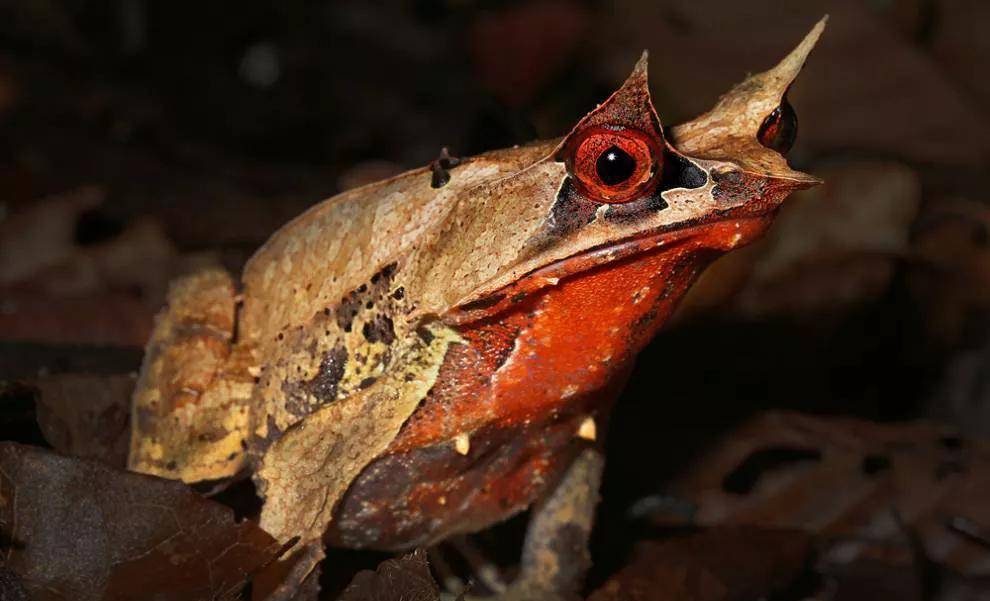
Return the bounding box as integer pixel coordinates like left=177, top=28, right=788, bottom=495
left=447, top=215, right=770, bottom=323
left=570, top=213, right=773, bottom=267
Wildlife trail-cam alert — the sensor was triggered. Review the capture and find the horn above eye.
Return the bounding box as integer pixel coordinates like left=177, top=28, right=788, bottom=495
left=565, top=126, right=662, bottom=203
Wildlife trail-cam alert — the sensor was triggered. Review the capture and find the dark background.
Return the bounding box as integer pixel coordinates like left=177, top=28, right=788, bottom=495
left=1, top=1, right=989, bottom=599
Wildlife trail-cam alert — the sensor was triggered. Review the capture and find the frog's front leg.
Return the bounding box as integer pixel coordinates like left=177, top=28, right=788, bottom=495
left=128, top=269, right=256, bottom=483
left=472, top=447, right=604, bottom=601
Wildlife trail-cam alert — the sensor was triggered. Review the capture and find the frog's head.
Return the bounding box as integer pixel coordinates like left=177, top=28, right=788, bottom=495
left=412, top=19, right=826, bottom=324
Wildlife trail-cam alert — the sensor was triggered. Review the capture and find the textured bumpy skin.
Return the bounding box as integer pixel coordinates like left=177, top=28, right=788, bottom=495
left=128, top=270, right=255, bottom=482
left=130, top=19, right=826, bottom=569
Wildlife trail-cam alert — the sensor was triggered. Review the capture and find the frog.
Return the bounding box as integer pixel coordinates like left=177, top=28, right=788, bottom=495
left=128, top=19, right=825, bottom=600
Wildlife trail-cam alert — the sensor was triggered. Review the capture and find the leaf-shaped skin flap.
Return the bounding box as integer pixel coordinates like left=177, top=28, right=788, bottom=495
left=555, top=52, right=663, bottom=156
left=441, top=22, right=827, bottom=322
left=671, top=17, right=827, bottom=183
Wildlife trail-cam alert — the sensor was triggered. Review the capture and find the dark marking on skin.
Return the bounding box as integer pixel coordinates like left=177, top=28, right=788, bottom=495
left=306, top=345, right=349, bottom=401
left=629, top=306, right=660, bottom=339
left=281, top=380, right=311, bottom=417
left=544, top=179, right=599, bottom=241
left=460, top=293, right=506, bottom=312
left=659, top=151, right=707, bottom=190
left=380, top=262, right=398, bottom=280
left=603, top=192, right=667, bottom=223
left=282, top=344, right=349, bottom=418
left=359, top=377, right=378, bottom=389
left=337, top=294, right=362, bottom=332
left=543, top=523, right=593, bottom=591
left=363, top=314, right=396, bottom=344
left=711, top=168, right=767, bottom=207
left=335, top=262, right=399, bottom=332
left=657, top=276, right=680, bottom=301
left=416, top=325, right=435, bottom=345
left=254, top=414, right=284, bottom=453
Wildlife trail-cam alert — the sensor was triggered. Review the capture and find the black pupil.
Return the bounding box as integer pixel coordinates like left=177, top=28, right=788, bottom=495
left=595, top=145, right=637, bottom=186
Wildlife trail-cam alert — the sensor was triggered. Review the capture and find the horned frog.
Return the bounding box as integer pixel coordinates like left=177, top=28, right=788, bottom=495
left=129, top=20, right=826, bottom=600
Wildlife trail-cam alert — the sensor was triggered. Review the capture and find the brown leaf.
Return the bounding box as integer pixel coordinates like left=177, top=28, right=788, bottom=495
left=0, top=187, right=102, bottom=286
left=587, top=527, right=812, bottom=601
left=0, top=290, right=156, bottom=347
left=662, top=412, right=990, bottom=577
left=33, top=373, right=134, bottom=468
left=250, top=543, right=322, bottom=601
left=0, top=191, right=182, bottom=347
left=932, top=0, right=990, bottom=110
left=908, top=197, right=990, bottom=348
left=337, top=550, right=440, bottom=601
left=0, top=442, right=283, bottom=601
left=0, top=566, right=30, bottom=601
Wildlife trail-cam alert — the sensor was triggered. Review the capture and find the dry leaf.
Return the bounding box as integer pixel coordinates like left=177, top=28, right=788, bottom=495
left=908, top=197, right=990, bottom=348
left=663, top=412, right=990, bottom=577
left=0, top=187, right=102, bottom=285
left=0, top=442, right=283, bottom=601
left=33, top=373, right=134, bottom=467
left=587, top=527, right=812, bottom=601
left=337, top=550, right=440, bottom=601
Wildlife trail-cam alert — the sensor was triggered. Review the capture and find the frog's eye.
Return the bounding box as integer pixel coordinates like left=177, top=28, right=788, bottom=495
left=757, top=96, right=798, bottom=154
left=567, top=127, right=662, bottom=203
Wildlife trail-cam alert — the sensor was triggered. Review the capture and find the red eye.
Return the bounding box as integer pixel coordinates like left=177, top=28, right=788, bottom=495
left=758, top=96, right=798, bottom=154
left=566, top=127, right=661, bottom=203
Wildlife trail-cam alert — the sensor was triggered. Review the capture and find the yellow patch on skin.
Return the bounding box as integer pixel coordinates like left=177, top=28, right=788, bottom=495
left=129, top=270, right=255, bottom=484
left=454, top=432, right=471, bottom=455
left=577, top=416, right=597, bottom=441
left=257, top=322, right=462, bottom=543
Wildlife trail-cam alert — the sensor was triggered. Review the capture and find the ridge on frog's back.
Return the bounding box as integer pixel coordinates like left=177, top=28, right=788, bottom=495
left=240, top=139, right=560, bottom=342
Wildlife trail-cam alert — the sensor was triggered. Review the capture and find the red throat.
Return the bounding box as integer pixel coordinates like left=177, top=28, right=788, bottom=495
left=391, top=217, right=764, bottom=452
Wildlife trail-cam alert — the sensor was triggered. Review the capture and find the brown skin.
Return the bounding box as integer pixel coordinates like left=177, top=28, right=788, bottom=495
left=129, top=19, right=826, bottom=598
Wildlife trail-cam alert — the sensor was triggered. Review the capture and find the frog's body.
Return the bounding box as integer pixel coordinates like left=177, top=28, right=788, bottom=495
left=129, top=21, right=825, bottom=599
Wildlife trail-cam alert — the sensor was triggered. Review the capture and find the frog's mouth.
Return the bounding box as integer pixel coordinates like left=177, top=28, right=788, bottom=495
left=446, top=214, right=773, bottom=325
